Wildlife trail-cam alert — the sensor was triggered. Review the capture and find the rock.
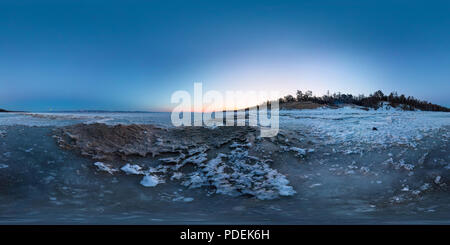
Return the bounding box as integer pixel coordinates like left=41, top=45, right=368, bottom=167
left=54, top=123, right=296, bottom=200
left=54, top=123, right=257, bottom=161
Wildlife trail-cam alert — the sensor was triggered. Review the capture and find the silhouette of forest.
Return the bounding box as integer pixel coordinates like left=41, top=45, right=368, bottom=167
left=278, top=90, right=449, bottom=112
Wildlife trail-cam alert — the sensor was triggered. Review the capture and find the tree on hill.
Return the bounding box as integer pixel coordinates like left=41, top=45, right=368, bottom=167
left=277, top=90, right=449, bottom=112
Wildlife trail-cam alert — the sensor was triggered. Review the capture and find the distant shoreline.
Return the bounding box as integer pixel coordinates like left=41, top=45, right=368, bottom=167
left=3, top=100, right=450, bottom=115
left=0, top=109, right=27, bottom=113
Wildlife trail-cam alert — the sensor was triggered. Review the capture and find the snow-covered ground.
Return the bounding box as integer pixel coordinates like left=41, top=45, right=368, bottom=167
left=2, top=106, right=448, bottom=146
left=280, top=107, right=450, bottom=147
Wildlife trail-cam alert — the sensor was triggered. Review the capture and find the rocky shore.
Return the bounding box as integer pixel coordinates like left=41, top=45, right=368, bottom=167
left=53, top=123, right=305, bottom=200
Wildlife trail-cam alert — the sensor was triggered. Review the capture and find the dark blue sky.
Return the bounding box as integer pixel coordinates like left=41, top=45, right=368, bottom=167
left=0, top=0, right=449, bottom=111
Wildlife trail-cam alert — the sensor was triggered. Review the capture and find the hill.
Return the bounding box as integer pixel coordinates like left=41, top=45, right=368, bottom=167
left=278, top=90, right=450, bottom=112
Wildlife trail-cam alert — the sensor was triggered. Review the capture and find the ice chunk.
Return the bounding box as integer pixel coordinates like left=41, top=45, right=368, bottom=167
left=420, top=183, right=431, bottom=191
left=230, top=142, right=251, bottom=148
left=140, top=175, right=163, bottom=187
left=159, top=153, right=186, bottom=164
left=401, top=186, right=410, bottom=191
left=93, top=162, right=118, bottom=174
left=418, top=152, right=429, bottom=165
left=120, top=163, right=143, bottom=175
left=289, top=147, right=307, bottom=157
left=388, top=159, right=415, bottom=171
left=173, top=196, right=194, bottom=202
left=309, top=183, right=322, bottom=188
left=181, top=153, right=208, bottom=165
left=434, top=176, right=441, bottom=184
left=360, top=167, right=370, bottom=174
left=187, top=145, right=209, bottom=155
left=171, top=172, right=183, bottom=180
left=182, top=172, right=207, bottom=189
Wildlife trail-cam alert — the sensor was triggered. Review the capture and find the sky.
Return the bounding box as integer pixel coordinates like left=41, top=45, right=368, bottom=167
left=0, top=0, right=449, bottom=111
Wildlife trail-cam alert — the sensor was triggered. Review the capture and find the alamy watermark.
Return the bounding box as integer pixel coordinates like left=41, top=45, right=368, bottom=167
left=170, top=83, right=280, bottom=137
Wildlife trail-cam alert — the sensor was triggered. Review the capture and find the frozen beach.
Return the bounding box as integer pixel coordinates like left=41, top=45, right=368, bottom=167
left=0, top=107, right=449, bottom=224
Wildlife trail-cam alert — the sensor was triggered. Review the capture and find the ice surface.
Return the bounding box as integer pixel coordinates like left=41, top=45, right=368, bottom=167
left=1, top=107, right=448, bottom=223
left=0, top=112, right=172, bottom=127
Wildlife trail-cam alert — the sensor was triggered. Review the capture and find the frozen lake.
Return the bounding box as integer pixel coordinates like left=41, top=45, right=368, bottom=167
left=0, top=108, right=449, bottom=224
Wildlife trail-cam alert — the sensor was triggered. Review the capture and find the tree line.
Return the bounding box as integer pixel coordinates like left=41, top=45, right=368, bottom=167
left=278, top=90, right=449, bottom=112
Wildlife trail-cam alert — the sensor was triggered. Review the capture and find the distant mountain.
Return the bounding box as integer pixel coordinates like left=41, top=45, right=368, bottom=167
left=0, top=108, right=10, bottom=112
